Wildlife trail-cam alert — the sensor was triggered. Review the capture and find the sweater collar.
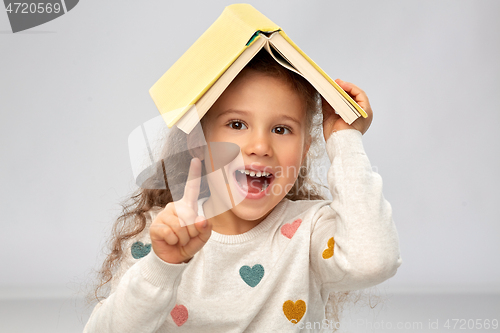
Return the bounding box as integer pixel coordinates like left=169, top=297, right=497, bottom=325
left=197, top=197, right=288, bottom=244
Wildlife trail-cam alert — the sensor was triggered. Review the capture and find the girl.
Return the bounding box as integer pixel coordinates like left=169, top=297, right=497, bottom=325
left=85, top=50, right=402, bottom=332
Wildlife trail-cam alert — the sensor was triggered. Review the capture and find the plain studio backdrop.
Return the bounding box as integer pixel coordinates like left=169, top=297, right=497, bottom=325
left=1, top=0, right=499, bottom=332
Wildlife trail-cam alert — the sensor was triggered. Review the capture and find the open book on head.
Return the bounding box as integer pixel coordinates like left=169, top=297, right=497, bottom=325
left=149, top=4, right=367, bottom=135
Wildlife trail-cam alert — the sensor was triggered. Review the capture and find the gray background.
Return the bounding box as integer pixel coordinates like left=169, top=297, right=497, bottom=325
left=1, top=0, right=499, bottom=332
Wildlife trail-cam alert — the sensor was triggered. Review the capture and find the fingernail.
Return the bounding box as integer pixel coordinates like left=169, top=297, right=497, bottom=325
left=202, top=219, right=207, bottom=228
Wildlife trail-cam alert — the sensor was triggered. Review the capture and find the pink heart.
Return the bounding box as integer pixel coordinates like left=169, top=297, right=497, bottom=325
left=170, top=304, right=188, bottom=326
left=281, top=219, right=302, bottom=239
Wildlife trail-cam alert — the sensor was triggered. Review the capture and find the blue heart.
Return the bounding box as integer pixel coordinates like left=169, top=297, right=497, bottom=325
left=131, top=241, right=152, bottom=259
left=239, top=264, right=264, bottom=287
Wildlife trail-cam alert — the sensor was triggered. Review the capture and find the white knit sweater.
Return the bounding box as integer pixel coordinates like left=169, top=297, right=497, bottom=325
left=84, top=129, right=402, bottom=332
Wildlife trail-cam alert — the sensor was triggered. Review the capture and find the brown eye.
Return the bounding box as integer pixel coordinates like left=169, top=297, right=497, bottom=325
left=273, top=126, right=291, bottom=135
left=229, top=121, right=247, bottom=130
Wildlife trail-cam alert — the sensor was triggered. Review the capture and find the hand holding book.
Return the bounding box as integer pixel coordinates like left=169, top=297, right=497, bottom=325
left=322, top=79, right=373, bottom=141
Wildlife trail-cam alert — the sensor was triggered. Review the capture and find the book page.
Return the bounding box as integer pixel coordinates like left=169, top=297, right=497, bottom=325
left=262, top=33, right=302, bottom=76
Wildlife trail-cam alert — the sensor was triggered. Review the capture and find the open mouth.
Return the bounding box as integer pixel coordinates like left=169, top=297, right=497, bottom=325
left=234, top=169, right=274, bottom=194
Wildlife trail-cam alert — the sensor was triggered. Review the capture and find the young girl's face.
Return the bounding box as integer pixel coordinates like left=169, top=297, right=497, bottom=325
left=202, top=69, right=310, bottom=222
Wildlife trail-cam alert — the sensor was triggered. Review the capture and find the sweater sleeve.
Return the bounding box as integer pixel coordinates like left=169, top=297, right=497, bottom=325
left=84, top=215, right=189, bottom=332
left=309, top=129, right=402, bottom=293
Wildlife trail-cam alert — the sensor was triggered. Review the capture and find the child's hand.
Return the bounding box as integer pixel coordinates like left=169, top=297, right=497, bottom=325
left=322, top=79, right=373, bottom=141
left=150, top=158, right=212, bottom=264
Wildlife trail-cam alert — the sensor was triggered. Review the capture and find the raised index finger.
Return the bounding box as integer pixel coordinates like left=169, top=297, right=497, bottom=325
left=182, top=157, right=202, bottom=212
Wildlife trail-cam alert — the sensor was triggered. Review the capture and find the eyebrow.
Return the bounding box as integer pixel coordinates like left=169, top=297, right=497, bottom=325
left=216, top=109, right=302, bottom=126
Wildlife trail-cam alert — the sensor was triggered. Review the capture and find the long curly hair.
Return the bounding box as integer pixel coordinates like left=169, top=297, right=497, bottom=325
left=88, top=49, right=377, bottom=328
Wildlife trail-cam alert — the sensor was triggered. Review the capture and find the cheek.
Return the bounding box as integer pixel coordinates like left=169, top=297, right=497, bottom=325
left=280, top=153, right=304, bottom=181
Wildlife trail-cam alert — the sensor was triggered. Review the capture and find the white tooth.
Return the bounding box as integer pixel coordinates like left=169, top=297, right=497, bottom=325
left=245, top=170, right=250, bottom=175
left=250, top=171, right=255, bottom=177
left=264, top=172, right=269, bottom=177
left=256, top=171, right=262, bottom=177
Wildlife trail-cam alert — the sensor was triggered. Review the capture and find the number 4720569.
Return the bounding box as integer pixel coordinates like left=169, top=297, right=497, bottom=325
left=5, top=2, right=62, bottom=14
left=444, top=319, right=498, bottom=330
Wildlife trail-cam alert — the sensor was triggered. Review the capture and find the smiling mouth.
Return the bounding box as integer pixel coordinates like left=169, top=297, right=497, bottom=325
left=234, top=169, right=274, bottom=193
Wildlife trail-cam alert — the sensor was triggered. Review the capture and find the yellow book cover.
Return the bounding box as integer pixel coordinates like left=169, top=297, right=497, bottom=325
left=149, top=4, right=279, bottom=128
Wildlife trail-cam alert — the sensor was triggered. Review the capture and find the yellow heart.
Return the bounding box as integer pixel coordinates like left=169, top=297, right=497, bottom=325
left=283, top=299, right=306, bottom=324
left=322, top=237, right=335, bottom=259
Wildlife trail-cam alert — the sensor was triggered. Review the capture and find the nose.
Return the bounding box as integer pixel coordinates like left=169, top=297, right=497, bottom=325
left=242, top=130, right=273, bottom=157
